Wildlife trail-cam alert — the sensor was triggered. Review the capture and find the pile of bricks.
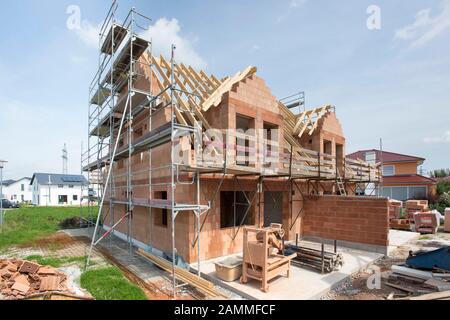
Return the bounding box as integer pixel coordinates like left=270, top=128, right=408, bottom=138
left=405, top=200, right=429, bottom=221
left=388, top=200, right=403, bottom=220
left=414, top=212, right=440, bottom=234
left=390, top=219, right=411, bottom=231
left=0, top=259, right=71, bottom=300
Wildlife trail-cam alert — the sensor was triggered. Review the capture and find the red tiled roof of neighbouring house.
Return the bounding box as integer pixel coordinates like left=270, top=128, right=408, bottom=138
left=382, top=174, right=436, bottom=185
left=347, top=149, right=425, bottom=164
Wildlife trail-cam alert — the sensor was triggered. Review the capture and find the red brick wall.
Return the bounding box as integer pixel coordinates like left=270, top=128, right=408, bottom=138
left=302, top=196, right=389, bottom=247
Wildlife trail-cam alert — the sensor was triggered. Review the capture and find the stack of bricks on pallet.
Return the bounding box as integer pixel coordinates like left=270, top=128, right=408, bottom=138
left=390, top=219, right=411, bottom=231
left=405, top=200, right=429, bottom=221
left=414, top=212, right=439, bottom=234
left=445, top=208, right=450, bottom=233
left=388, top=200, right=403, bottom=220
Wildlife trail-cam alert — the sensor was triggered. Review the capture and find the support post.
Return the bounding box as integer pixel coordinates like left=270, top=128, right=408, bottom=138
left=196, top=172, right=201, bottom=277
left=170, top=43, right=177, bottom=299
left=321, top=242, right=325, bottom=274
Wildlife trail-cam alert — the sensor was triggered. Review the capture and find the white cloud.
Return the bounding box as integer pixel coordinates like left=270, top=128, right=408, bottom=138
left=251, top=44, right=261, bottom=51
left=395, top=0, right=450, bottom=48
left=141, top=18, right=206, bottom=69
left=72, top=18, right=206, bottom=69
left=74, top=21, right=101, bottom=49
left=276, top=0, right=307, bottom=24
left=424, top=131, right=450, bottom=143
left=290, top=0, right=307, bottom=8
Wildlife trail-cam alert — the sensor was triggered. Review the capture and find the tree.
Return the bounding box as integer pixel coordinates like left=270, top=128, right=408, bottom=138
left=430, top=168, right=450, bottom=178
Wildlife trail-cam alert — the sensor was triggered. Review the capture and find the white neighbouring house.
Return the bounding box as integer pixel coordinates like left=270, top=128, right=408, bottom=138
left=30, top=173, right=88, bottom=206
left=1, top=177, right=33, bottom=204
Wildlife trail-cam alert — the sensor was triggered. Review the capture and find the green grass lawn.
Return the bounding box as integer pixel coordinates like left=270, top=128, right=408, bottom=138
left=0, top=206, right=96, bottom=251
left=0, top=206, right=148, bottom=300
left=80, top=267, right=147, bottom=300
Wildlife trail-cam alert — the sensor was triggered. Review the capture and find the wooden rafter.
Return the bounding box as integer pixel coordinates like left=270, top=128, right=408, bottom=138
left=201, top=66, right=257, bottom=112
left=292, top=105, right=333, bottom=137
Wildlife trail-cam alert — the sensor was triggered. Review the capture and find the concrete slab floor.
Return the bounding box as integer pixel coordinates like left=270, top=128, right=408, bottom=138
left=191, top=241, right=383, bottom=300
left=387, top=230, right=421, bottom=256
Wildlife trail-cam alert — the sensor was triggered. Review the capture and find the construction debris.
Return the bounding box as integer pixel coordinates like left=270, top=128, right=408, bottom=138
left=396, top=290, right=450, bottom=300
left=0, top=259, right=79, bottom=300
left=385, top=247, right=450, bottom=299
left=424, top=278, right=450, bottom=292
left=391, top=265, right=434, bottom=281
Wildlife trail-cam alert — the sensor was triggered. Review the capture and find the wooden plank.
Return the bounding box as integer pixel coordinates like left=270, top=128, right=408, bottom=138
left=188, top=66, right=214, bottom=94
left=384, top=282, right=417, bottom=293
left=175, top=64, right=206, bottom=103
left=159, top=56, right=213, bottom=131
left=137, top=249, right=227, bottom=299
left=180, top=64, right=210, bottom=98
left=409, top=290, right=450, bottom=300
left=200, top=70, right=218, bottom=90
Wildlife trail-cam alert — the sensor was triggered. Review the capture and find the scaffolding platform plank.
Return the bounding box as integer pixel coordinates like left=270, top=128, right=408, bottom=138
left=84, top=122, right=172, bottom=172
left=101, top=24, right=128, bottom=55
left=90, top=86, right=111, bottom=106
left=107, top=198, right=209, bottom=211
left=102, top=36, right=150, bottom=90
left=90, top=89, right=152, bottom=137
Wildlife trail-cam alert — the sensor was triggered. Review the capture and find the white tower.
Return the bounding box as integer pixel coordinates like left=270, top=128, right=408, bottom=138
left=62, top=143, right=68, bottom=175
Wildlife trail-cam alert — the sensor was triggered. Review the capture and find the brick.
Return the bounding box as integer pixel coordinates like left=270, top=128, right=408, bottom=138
left=11, top=282, right=30, bottom=294
left=39, top=276, right=61, bottom=292
left=18, top=261, right=40, bottom=274
left=13, top=275, right=30, bottom=287
left=37, top=267, right=58, bottom=275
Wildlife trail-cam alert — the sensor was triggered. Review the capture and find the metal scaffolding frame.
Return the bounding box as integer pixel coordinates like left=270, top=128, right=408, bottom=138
left=82, top=2, right=212, bottom=299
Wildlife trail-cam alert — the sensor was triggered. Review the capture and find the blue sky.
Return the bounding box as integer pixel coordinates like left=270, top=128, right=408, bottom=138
left=0, top=0, right=449, bottom=179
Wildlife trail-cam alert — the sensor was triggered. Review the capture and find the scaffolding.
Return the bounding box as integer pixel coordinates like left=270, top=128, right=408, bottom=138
left=82, top=2, right=382, bottom=300
left=82, top=2, right=212, bottom=299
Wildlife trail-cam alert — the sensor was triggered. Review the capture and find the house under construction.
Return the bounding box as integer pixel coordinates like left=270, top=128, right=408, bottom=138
left=82, top=3, right=389, bottom=297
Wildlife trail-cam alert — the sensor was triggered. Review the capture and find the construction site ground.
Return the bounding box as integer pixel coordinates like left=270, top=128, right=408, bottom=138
left=1, top=205, right=448, bottom=301
left=1, top=226, right=429, bottom=301
left=323, top=229, right=450, bottom=300
left=193, top=244, right=380, bottom=300
left=191, top=230, right=421, bottom=300
left=62, top=228, right=243, bottom=300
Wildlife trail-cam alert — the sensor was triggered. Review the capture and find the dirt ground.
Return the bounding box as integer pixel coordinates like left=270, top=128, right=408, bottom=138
left=1, top=231, right=237, bottom=300
left=324, top=230, right=450, bottom=300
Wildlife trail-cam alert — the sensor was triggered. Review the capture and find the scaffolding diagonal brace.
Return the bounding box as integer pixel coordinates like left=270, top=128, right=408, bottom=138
left=87, top=96, right=130, bottom=266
